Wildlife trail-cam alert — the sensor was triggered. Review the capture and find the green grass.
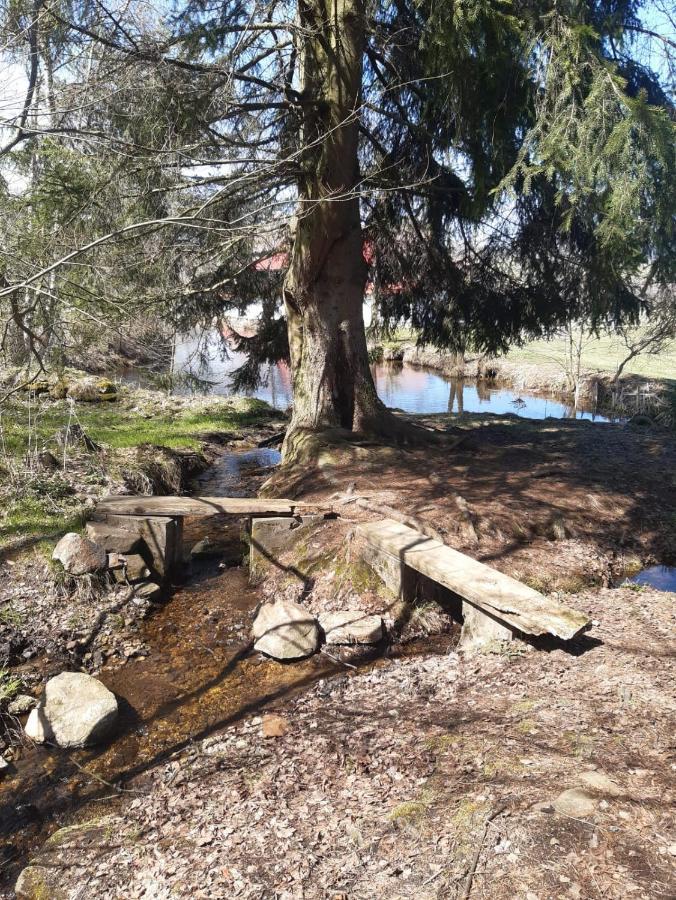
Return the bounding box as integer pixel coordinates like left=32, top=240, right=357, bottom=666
left=504, top=330, right=676, bottom=381
left=0, top=667, right=23, bottom=703
left=0, top=392, right=276, bottom=550
left=0, top=395, right=274, bottom=459
left=375, top=327, right=676, bottom=381
left=0, top=500, right=87, bottom=546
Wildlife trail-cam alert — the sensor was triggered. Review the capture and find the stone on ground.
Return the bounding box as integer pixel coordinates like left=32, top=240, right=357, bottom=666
left=551, top=788, right=598, bottom=818
left=131, top=581, right=162, bottom=601
left=252, top=599, right=319, bottom=660
left=15, top=865, right=68, bottom=900
left=577, top=770, right=623, bottom=796
left=66, top=376, right=117, bottom=402
left=52, top=533, right=107, bottom=575
left=262, top=714, right=288, bottom=738
left=319, top=610, right=383, bottom=644
left=24, top=672, right=118, bottom=749
left=116, top=553, right=151, bottom=582
left=7, top=694, right=37, bottom=716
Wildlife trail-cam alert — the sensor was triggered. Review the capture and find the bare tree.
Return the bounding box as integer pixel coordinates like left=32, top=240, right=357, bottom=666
left=612, top=288, right=676, bottom=391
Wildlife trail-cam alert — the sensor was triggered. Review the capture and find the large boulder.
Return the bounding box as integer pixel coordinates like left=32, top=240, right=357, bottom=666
left=24, top=672, right=118, bottom=748
left=252, top=600, right=319, bottom=660
left=52, top=533, right=107, bottom=576
left=319, top=611, right=384, bottom=645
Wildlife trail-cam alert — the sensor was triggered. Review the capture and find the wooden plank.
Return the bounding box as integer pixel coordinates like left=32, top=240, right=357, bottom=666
left=357, top=519, right=590, bottom=640
left=96, top=495, right=328, bottom=518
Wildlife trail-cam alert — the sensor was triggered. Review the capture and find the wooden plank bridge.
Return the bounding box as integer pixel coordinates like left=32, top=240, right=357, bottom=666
left=91, top=494, right=590, bottom=649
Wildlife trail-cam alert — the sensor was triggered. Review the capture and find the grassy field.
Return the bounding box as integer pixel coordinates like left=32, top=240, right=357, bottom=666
left=0, top=394, right=272, bottom=459
left=0, top=392, right=275, bottom=549
left=380, top=326, right=676, bottom=382
left=507, top=330, right=676, bottom=381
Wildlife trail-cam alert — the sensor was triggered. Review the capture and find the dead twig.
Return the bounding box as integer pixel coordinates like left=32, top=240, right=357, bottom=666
left=319, top=647, right=358, bottom=670
left=462, top=804, right=508, bottom=899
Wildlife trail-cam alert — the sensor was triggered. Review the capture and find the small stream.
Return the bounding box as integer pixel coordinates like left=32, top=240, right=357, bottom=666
left=0, top=446, right=449, bottom=888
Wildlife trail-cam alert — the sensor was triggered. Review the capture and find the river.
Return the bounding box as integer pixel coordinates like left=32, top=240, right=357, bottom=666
left=123, top=329, right=617, bottom=423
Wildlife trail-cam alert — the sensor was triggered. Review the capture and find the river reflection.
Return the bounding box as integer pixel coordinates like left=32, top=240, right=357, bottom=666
left=127, top=329, right=616, bottom=423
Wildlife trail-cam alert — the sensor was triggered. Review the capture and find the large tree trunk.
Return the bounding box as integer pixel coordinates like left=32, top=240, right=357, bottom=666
left=283, top=0, right=384, bottom=440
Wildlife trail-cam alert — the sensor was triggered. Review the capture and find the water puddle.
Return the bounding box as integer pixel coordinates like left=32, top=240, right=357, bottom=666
left=627, top=566, right=676, bottom=592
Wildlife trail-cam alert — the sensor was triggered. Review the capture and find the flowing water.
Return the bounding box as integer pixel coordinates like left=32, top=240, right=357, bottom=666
left=0, top=448, right=452, bottom=886
left=123, top=328, right=618, bottom=423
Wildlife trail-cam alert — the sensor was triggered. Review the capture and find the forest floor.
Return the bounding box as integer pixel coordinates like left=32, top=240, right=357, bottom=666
left=1, top=405, right=675, bottom=899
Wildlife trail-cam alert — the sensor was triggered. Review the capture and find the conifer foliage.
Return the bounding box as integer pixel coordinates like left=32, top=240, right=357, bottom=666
left=0, top=0, right=673, bottom=430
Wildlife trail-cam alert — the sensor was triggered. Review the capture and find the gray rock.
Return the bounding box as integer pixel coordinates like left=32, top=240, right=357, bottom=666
left=551, top=788, right=597, bottom=818
left=15, top=865, right=67, bottom=900
left=7, top=694, right=37, bottom=716
left=112, top=554, right=151, bottom=583
left=578, top=770, right=622, bottom=796
left=252, top=600, right=319, bottom=660
left=190, top=537, right=222, bottom=559
left=24, top=672, right=118, bottom=748
left=132, top=581, right=162, bottom=601
left=52, top=533, right=107, bottom=576
left=123, top=554, right=151, bottom=582
left=319, top=611, right=383, bottom=644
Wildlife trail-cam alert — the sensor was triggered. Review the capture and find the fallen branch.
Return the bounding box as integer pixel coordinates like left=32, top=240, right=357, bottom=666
left=462, top=804, right=508, bottom=899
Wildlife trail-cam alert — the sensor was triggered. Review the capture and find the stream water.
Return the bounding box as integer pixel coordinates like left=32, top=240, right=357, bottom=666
left=627, top=566, right=676, bottom=592
left=0, top=448, right=450, bottom=887
left=123, top=328, right=618, bottom=423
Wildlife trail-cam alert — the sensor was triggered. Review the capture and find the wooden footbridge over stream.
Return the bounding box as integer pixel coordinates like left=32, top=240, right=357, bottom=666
left=90, top=494, right=590, bottom=650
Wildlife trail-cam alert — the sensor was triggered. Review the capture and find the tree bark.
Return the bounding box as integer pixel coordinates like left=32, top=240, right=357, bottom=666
left=283, top=0, right=384, bottom=440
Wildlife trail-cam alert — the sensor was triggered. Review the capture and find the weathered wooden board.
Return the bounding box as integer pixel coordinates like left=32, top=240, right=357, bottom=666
left=96, top=495, right=329, bottom=518
left=357, top=518, right=590, bottom=640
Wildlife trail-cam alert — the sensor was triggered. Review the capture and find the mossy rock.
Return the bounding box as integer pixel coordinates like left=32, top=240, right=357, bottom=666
left=49, top=378, right=70, bottom=400
left=16, top=819, right=116, bottom=898
left=20, top=380, right=51, bottom=395
left=67, top=377, right=118, bottom=402
left=15, top=865, right=68, bottom=900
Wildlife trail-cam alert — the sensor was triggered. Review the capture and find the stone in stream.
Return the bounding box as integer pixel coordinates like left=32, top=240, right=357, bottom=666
left=112, top=553, right=151, bottom=583
left=319, top=611, right=383, bottom=645
left=252, top=599, right=319, bottom=660
left=52, top=533, right=107, bottom=576
left=24, top=672, right=118, bottom=749
left=131, top=581, right=162, bottom=601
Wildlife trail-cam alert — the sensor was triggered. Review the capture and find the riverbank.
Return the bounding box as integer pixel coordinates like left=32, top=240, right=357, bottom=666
left=0, top=373, right=283, bottom=552
left=375, top=340, right=676, bottom=426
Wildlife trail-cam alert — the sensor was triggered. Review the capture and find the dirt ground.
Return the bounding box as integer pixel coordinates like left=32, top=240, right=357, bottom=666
left=270, top=413, right=676, bottom=587
left=9, top=583, right=674, bottom=899
left=3, top=413, right=675, bottom=898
